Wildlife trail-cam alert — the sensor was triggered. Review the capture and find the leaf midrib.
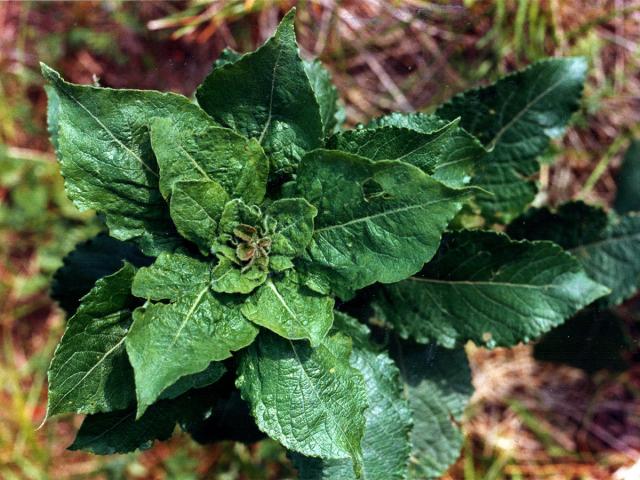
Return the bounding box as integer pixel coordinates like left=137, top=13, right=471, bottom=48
left=488, top=73, right=572, bottom=149
left=407, top=276, right=559, bottom=290
left=314, top=197, right=451, bottom=235
left=59, top=84, right=158, bottom=178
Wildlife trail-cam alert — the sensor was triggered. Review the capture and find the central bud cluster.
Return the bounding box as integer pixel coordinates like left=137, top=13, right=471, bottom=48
left=232, top=224, right=272, bottom=272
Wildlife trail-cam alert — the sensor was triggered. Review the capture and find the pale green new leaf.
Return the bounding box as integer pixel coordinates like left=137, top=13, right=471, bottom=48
left=304, top=59, right=345, bottom=136
left=294, top=314, right=412, bottom=480
left=437, top=57, right=587, bottom=222
left=216, top=198, right=263, bottom=237
left=127, top=253, right=258, bottom=416
left=507, top=202, right=640, bottom=307
left=328, top=119, right=485, bottom=188
left=375, top=231, right=609, bottom=347
left=241, top=274, right=334, bottom=347
left=267, top=198, right=317, bottom=257
left=47, top=264, right=137, bottom=417
left=211, top=257, right=268, bottom=294
left=196, top=9, right=323, bottom=175
left=237, top=331, right=367, bottom=474
left=211, top=199, right=268, bottom=293
left=391, top=342, right=473, bottom=479
left=149, top=116, right=268, bottom=204
left=41, top=64, right=212, bottom=255
left=295, top=150, right=469, bottom=299
left=169, top=180, right=228, bottom=253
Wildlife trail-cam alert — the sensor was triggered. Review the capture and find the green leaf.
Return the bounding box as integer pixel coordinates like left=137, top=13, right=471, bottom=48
left=295, top=150, right=469, bottom=299
left=304, top=59, right=345, bottom=136
left=293, top=314, right=412, bottom=480
left=131, top=251, right=209, bottom=301
left=266, top=198, right=317, bottom=257
left=328, top=119, right=485, bottom=188
left=615, top=140, right=640, bottom=214
left=47, top=264, right=137, bottom=417
left=149, top=116, right=268, bottom=204
left=391, top=342, right=473, bottom=479
left=169, top=180, right=228, bottom=253
left=195, top=9, right=323, bottom=176
left=41, top=64, right=212, bottom=255
left=69, top=404, right=176, bottom=455
left=211, top=256, right=268, bottom=294
left=237, top=331, right=368, bottom=474
left=375, top=230, right=609, bottom=347
left=214, top=48, right=243, bottom=67
left=534, top=309, right=632, bottom=373
left=210, top=199, right=269, bottom=293
left=437, top=57, right=588, bottom=222
left=158, top=361, right=226, bottom=401
left=507, top=202, right=640, bottom=307
left=51, top=233, right=151, bottom=315
left=127, top=253, right=258, bottom=417
left=368, top=112, right=446, bottom=132
left=241, top=273, right=334, bottom=347
left=70, top=387, right=215, bottom=454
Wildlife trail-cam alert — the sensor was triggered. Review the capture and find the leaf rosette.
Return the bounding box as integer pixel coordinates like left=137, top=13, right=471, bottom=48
left=41, top=7, right=614, bottom=479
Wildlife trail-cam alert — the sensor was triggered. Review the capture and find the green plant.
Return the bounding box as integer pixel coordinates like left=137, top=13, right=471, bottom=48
left=41, top=8, right=632, bottom=479
left=510, top=141, right=640, bottom=374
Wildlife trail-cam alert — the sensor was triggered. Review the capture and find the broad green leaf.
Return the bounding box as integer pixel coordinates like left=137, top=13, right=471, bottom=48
left=241, top=274, right=334, bottom=347
left=70, top=387, right=215, bottom=454
left=51, top=233, right=151, bottom=315
left=437, top=57, right=588, bottom=222
left=41, top=64, right=212, bottom=255
left=47, top=264, right=137, bottom=417
left=127, top=253, right=258, bottom=417
left=237, top=331, right=367, bottom=474
left=295, top=150, right=469, bottom=299
left=266, top=198, right=317, bottom=257
left=615, top=140, right=640, bottom=214
left=507, top=202, right=640, bottom=307
left=169, top=180, right=228, bottom=253
left=328, top=119, right=485, bottom=188
left=375, top=230, right=609, bottom=347
left=294, top=314, right=412, bottom=480
left=534, top=309, right=632, bottom=373
left=196, top=9, right=323, bottom=175
left=391, top=342, right=473, bottom=479
left=149, top=116, right=268, bottom=204
left=304, top=59, right=345, bottom=136
left=132, top=252, right=210, bottom=301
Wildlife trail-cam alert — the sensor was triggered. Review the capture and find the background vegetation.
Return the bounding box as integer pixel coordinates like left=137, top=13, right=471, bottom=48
left=1, top=1, right=639, bottom=478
